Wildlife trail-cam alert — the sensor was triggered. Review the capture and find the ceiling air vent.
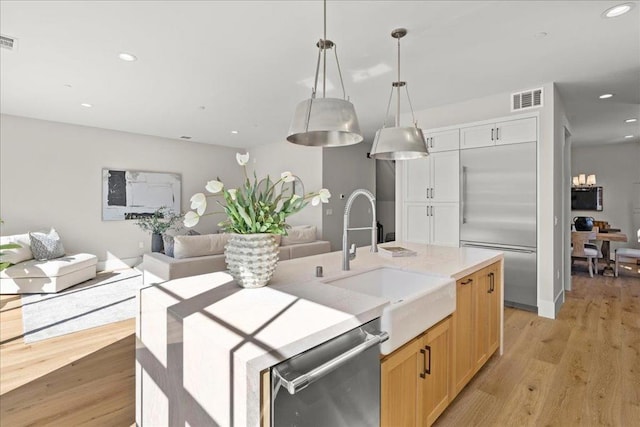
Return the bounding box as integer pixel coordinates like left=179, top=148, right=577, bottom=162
left=511, top=87, right=543, bottom=111
left=0, top=34, right=17, bottom=51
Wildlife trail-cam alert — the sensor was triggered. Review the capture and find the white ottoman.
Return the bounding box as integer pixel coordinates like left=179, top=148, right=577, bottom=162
left=0, top=253, right=98, bottom=294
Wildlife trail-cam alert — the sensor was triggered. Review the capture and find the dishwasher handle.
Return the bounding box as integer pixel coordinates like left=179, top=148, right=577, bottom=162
left=273, top=330, right=389, bottom=395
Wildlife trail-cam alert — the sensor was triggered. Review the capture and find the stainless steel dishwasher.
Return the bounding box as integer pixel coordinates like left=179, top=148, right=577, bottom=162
left=271, top=319, right=388, bottom=426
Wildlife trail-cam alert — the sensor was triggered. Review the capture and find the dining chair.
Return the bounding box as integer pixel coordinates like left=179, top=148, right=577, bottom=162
left=615, top=228, right=640, bottom=277
left=571, top=231, right=601, bottom=277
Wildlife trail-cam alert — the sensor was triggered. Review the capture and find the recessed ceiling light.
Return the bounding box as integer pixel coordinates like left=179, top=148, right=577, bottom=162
left=602, top=3, right=634, bottom=18
left=625, top=135, right=634, bottom=138
left=624, top=118, right=637, bottom=123
left=599, top=93, right=614, bottom=99
left=180, top=136, right=192, bottom=140
left=64, top=83, right=72, bottom=88
left=118, top=52, right=137, bottom=62
left=231, top=130, right=239, bottom=134
left=534, top=32, right=548, bottom=39
left=80, top=103, right=93, bottom=108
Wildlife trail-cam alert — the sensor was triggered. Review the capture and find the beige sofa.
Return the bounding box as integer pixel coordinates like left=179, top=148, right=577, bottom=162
left=142, top=227, right=330, bottom=285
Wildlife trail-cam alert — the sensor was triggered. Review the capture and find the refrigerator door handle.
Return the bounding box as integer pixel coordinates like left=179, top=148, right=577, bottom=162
left=461, top=242, right=535, bottom=254
left=460, top=166, right=467, bottom=224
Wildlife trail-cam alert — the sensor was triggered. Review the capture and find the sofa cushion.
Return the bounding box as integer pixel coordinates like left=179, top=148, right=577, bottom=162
left=29, top=229, right=66, bottom=261
left=281, top=225, right=317, bottom=246
left=163, top=229, right=202, bottom=258
left=173, top=234, right=230, bottom=259
left=0, top=253, right=97, bottom=279
left=0, top=233, right=33, bottom=264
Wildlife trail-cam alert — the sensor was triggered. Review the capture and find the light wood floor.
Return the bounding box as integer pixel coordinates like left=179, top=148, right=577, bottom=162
left=1, top=262, right=638, bottom=426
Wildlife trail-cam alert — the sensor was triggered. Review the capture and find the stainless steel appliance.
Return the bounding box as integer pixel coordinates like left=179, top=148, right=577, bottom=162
left=271, top=319, right=388, bottom=427
left=460, top=142, right=537, bottom=311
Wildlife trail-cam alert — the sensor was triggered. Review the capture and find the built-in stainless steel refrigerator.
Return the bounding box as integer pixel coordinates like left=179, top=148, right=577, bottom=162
left=460, top=142, right=537, bottom=311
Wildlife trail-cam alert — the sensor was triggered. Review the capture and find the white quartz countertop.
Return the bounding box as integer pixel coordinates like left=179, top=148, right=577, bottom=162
left=138, top=242, right=502, bottom=426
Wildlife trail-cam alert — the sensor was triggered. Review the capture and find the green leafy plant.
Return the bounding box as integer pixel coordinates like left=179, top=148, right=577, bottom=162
left=135, top=207, right=183, bottom=235
left=184, top=152, right=330, bottom=234
left=0, top=219, right=21, bottom=271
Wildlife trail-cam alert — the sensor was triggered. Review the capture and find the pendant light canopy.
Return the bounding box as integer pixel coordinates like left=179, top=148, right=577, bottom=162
left=370, top=28, right=428, bottom=160
left=287, top=0, right=362, bottom=147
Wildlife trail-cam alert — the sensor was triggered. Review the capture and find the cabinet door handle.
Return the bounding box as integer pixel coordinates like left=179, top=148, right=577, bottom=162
left=420, top=348, right=427, bottom=378
left=461, top=278, right=473, bottom=285
left=431, top=188, right=435, bottom=199
left=491, top=128, right=494, bottom=141
left=488, top=272, right=493, bottom=293
left=425, top=345, right=432, bottom=375
left=496, top=127, right=500, bottom=140
left=430, top=137, right=434, bottom=149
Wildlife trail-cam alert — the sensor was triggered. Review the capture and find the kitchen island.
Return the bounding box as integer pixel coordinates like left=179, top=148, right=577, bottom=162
left=136, top=242, right=503, bottom=426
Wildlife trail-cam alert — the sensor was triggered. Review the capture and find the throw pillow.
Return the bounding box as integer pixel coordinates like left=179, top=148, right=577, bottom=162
left=162, top=234, right=175, bottom=257
left=281, top=225, right=317, bottom=246
left=173, top=234, right=230, bottom=259
left=162, top=230, right=202, bottom=258
left=29, top=229, right=66, bottom=261
left=0, top=233, right=34, bottom=265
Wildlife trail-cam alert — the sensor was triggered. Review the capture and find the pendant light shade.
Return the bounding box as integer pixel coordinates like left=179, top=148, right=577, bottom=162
left=287, top=1, right=362, bottom=147
left=370, top=28, right=428, bottom=160
left=288, top=98, right=362, bottom=146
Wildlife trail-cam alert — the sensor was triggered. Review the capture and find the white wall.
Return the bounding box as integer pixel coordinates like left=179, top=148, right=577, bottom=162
left=322, top=142, right=376, bottom=252
left=401, top=82, right=563, bottom=318
left=572, top=141, right=640, bottom=252
left=376, top=160, right=396, bottom=240
left=0, top=114, right=243, bottom=269
left=250, top=141, right=323, bottom=235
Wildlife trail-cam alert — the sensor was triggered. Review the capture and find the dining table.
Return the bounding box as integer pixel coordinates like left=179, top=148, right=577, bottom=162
left=595, top=230, right=628, bottom=276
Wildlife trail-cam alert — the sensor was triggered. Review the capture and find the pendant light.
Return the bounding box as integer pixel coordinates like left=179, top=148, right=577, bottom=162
left=287, top=0, right=362, bottom=147
left=370, top=28, right=428, bottom=160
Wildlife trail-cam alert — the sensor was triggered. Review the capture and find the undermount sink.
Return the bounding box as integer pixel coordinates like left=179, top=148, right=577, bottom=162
left=322, top=267, right=455, bottom=355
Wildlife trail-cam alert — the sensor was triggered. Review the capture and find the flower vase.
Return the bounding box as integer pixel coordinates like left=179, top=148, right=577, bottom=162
left=151, top=233, right=164, bottom=253
left=225, top=233, right=279, bottom=288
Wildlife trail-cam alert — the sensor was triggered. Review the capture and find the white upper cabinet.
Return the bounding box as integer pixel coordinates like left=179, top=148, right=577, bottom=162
left=403, top=152, right=459, bottom=203
left=460, top=117, right=537, bottom=149
left=494, top=117, right=537, bottom=145
left=431, top=203, right=460, bottom=247
left=424, top=129, right=460, bottom=153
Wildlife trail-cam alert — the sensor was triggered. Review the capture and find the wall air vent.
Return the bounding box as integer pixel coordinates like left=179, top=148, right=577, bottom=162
left=0, top=34, right=17, bottom=51
left=511, top=87, right=543, bottom=111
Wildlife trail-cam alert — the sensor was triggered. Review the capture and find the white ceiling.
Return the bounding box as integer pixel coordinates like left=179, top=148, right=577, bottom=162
left=1, top=1, right=639, bottom=148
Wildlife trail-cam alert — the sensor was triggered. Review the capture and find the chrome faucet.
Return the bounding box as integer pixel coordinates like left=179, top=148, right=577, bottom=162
left=342, top=189, right=378, bottom=270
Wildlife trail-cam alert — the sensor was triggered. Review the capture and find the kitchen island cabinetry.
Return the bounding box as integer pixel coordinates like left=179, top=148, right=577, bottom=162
left=381, top=317, right=452, bottom=427
left=453, top=261, right=502, bottom=396
left=381, top=260, right=503, bottom=427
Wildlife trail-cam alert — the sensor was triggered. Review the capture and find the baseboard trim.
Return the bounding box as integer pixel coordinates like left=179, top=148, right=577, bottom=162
left=538, top=290, right=564, bottom=320
left=98, top=256, right=142, bottom=272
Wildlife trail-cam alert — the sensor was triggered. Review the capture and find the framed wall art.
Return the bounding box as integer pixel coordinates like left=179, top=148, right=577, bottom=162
left=102, top=169, right=181, bottom=221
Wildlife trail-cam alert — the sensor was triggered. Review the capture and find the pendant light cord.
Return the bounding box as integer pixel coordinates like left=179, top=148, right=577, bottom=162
left=396, top=35, right=401, bottom=127
left=323, top=0, right=327, bottom=98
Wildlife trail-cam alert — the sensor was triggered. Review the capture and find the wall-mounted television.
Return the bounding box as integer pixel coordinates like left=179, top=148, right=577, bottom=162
left=571, top=186, right=603, bottom=211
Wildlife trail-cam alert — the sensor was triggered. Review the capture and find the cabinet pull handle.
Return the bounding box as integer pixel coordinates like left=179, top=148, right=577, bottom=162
left=496, top=127, right=500, bottom=140
left=491, top=128, right=494, bottom=141
left=488, top=272, right=493, bottom=293
left=431, top=188, right=435, bottom=199
left=430, top=138, right=433, bottom=148
left=420, top=348, right=427, bottom=378
left=461, top=278, right=473, bottom=285
left=425, top=345, right=432, bottom=375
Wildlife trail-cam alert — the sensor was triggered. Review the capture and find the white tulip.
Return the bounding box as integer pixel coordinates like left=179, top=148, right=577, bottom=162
left=206, top=180, right=224, bottom=194
left=280, top=171, right=295, bottom=183
left=319, top=188, right=331, bottom=203
left=228, top=189, right=237, bottom=201
left=236, top=152, right=250, bottom=166
left=190, top=193, right=207, bottom=215
left=311, top=196, right=320, bottom=206
left=184, top=211, right=200, bottom=227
